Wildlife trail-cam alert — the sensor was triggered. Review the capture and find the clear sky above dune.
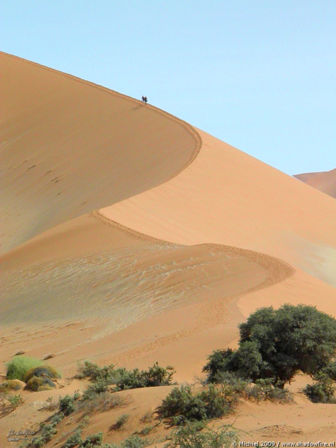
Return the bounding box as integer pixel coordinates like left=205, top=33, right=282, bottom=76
left=2, top=0, right=335, bottom=175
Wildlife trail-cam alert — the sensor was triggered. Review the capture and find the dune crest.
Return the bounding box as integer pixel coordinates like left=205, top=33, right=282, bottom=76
left=0, top=51, right=200, bottom=254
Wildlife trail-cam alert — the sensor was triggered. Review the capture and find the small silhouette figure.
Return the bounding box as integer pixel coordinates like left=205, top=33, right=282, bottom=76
left=141, top=96, right=148, bottom=104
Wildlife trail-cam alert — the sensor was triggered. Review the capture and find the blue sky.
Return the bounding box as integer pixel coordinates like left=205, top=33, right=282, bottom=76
left=2, top=1, right=335, bottom=174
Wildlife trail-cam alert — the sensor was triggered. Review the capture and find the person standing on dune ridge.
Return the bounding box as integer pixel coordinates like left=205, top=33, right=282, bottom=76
left=141, top=96, right=148, bottom=103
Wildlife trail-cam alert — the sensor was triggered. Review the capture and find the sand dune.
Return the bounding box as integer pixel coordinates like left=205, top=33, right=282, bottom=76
left=102, top=130, right=336, bottom=288
left=295, top=168, right=336, bottom=199
left=0, top=52, right=199, bottom=254
left=1, top=211, right=292, bottom=326
left=1, top=53, right=336, bottom=443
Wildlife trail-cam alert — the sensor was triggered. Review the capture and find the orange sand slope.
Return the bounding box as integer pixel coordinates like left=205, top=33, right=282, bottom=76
left=295, top=168, right=336, bottom=199
left=0, top=52, right=199, bottom=254
left=2, top=53, right=336, bottom=443
left=1, top=212, right=292, bottom=325
left=1, top=53, right=336, bottom=380
left=102, top=130, right=336, bottom=287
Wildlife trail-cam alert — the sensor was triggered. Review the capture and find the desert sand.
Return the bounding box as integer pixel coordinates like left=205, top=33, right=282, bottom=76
left=1, top=52, right=336, bottom=445
left=295, top=169, right=336, bottom=199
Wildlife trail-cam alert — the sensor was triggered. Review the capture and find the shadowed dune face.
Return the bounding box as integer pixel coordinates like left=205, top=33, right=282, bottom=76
left=0, top=213, right=292, bottom=325
left=0, top=52, right=199, bottom=254
left=295, top=169, right=336, bottom=199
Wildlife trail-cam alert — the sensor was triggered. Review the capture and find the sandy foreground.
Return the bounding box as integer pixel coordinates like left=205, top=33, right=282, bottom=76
left=1, top=52, right=336, bottom=445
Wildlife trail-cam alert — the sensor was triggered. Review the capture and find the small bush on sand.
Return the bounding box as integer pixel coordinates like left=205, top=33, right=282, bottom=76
left=76, top=360, right=115, bottom=382
left=167, top=421, right=238, bottom=448
left=7, top=394, right=23, bottom=409
left=29, top=423, right=57, bottom=447
left=24, top=365, right=60, bottom=383
left=0, top=379, right=24, bottom=392
left=82, top=379, right=109, bottom=401
left=121, top=435, right=147, bottom=448
left=25, top=376, right=56, bottom=392
left=245, top=379, right=293, bottom=403
left=304, top=376, right=336, bottom=403
left=110, top=414, right=129, bottom=431
left=62, top=430, right=82, bottom=448
left=156, top=384, right=237, bottom=424
left=6, top=356, right=43, bottom=381
left=114, top=362, right=175, bottom=390
left=80, top=432, right=103, bottom=447
left=78, top=361, right=175, bottom=391
left=59, top=395, right=77, bottom=416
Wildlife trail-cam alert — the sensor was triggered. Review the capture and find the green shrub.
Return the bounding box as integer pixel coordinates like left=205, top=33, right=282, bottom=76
left=82, top=379, right=109, bottom=401
left=204, top=305, right=336, bottom=387
left=29, top=423, right=57, bottom=447
left=50, top=412, right=65, bottom=425
left=136, top=425, right=155, bottom=436
left=0, top=379, right=24, bottom=392
left=245, top=379, right=292, bottom=403
left=24, top=365, right=60, bottom=383
left=59, top=395, right=76, bottom=416
left=77, top=361, right=175, bottom=392
left=62, top=431, right=82, bottom=448
left=6, top=356, right=43, bottom=381
left=77, top=361, right=116, bottom=382
left=7, top=393, right=23, bottom=408
left=110, top=414, right=129, bottom=431
left=209, top=371, right=249, bottom=393
left=141, top=362, right=175, bottom=387
left=319, top=361, right=336, bottom=381
left=167, top=422, right=238, bottom=448
left=156, top=384, right=236, bottom=424
left=304, top=378, right=336, bottom=403
left=121, top=435, right=146, bottom=448
left=25, top=376, right=56, bottom=391
left=80, top=432, right=103, bottom=447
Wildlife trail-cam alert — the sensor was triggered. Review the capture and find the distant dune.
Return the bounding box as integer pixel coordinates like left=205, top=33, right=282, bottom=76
left=1, top=52, right=336, bottom=443
left=295, top=168, right=336, bottom=199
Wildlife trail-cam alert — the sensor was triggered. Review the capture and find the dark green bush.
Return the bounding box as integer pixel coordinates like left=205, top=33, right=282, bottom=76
left=59, top=395, right=76, bottom=416
left=319, top=361, right=336, bottom=381
left=304, top=377, right=336, bottom=403
left=80, top=432, right=103, bottom=448
left=204, top=305, right=336, bottom=387
left=29, top=423, right=57, bottom=447
left=77, top=361, right=116, bottom=382
left=78, top=361, right=175, bottom=394
left=82, top=379, right=109, bottom=401
left=121, top=435, right=147, bottom=448
left=62, top=431, right=82, bottom=448
left=24, top=365, right=60, bottom=383
left=167, top=421, right=238, bottom=448
left=156, top=384, right=236, bottom=423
